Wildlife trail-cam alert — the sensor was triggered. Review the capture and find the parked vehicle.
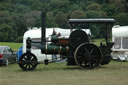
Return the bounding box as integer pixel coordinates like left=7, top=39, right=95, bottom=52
left=112, top=25, right=128, bottom=61
left=0, top=46, right=17, bottom=66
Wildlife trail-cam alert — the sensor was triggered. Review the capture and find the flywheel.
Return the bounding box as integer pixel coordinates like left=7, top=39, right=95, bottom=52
left=69, top=30, right=89, bottom=48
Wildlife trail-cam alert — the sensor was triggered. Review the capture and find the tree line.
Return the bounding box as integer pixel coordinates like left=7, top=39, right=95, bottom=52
left=0, top=0, right=128, bottom=42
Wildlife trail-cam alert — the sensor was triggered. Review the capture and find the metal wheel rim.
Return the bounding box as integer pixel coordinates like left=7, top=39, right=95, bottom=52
left=18, top=53, right=38, bottom=71
left=74, top=43, right=102, bottom=69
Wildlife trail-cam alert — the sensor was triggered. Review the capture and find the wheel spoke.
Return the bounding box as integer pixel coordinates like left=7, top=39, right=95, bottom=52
left=28, top=64, right=31, bottom=69
left=90, top=47, right=95, bottom=55
left=30, top=56, right=34, bottom=60
left=24, top=64, right=28, bottom=69
left=30, top=63, right=34, bottom=67
left=22, top=58, right=26, bottom=61
left=24, top=56, right=28, bottom=60
left=91, top=55, right=98, bottom=58
left=78, top=52, right=85, bottom=56
left=85, top=47, right=89, bottom=54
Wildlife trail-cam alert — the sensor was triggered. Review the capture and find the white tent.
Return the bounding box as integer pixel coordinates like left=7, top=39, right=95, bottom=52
left=112, top=25, right=128, bottom=61
left=23, top=27, right=69, bottom=63
left=24, top=27, right=92, bottom=39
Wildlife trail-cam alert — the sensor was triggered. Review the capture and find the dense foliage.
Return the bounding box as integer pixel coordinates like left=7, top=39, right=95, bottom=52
left=0, top=0, right=128, bottom=42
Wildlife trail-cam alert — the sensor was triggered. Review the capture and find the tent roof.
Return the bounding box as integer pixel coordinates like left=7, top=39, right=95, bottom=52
left=24, top=28, right=53, bottom=38
left=112, top=26, right=128, bottom=37
left=24, top=27, right=91, bottom=39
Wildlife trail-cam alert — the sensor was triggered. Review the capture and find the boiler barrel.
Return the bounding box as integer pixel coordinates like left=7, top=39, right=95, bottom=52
left=44, top=45, right=69, bottom=54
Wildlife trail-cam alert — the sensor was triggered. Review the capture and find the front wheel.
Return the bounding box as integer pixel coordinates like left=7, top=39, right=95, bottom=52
left=74, top=43, right=102, bottom=69
left=18, top=53, right=38, bottom=71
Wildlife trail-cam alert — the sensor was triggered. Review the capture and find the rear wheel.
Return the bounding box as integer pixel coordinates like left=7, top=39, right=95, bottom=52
left=18, top=53, right=38, bottom=71
left=74, top=43, right=102, bottom=69
left=5, top=58, right=9, bottom=66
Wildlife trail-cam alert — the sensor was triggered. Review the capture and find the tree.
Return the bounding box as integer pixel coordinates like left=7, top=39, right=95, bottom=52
left=49, top=0, right=69, bottom=11
left=70, top=10, right=86, bottom=18
left=0, top=2, right=12, bottom=11
left=103, top=4, right=118, bottom=16
left=13, top=4, right=30, bottom=13
left=0, top=11, right=12, bottom=24
left=68, top=4, right=80, bottom=11
left=0, top=23, right=16, bottom=42
left=95, top=0, right=110, bottom=3
left=0, top=0, right=128, bottom=42
left=46, top=12, right=58, bottom=27
left=30, top=0, right=42, bottom=10
left=85, top=11, right=106, bottom=18
left=55, top=12, right=68, bottom=28
left=24, top=10, right=41, bottom=28
left=112, top=0, right=127, bottom=12
left=11, top=13, right=27, bottom=37
left=116, top=13, right=128, bottom=25
left=0, top=11, right=17, bottom=42
left=87, top=3, right=102, bottom=11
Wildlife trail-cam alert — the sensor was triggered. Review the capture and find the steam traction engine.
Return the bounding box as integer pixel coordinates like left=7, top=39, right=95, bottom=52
left=18, top=12, right=115, bottom=71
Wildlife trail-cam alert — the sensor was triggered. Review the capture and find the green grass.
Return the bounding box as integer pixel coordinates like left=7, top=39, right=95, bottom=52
left=93, top=38, right=106, bottom=46
left=0, top=42, right=22, bottom=51
left=0, top=61, right=128, bottom=85
left=0, top=41, right=128, bottom=85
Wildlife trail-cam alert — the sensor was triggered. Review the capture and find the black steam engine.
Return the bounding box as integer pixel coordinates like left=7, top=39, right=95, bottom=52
left=18, top=12, right=115, bottom=71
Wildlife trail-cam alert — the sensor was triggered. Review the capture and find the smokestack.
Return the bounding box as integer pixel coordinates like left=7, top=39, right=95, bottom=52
left=41, top=12, right=46, bottom=45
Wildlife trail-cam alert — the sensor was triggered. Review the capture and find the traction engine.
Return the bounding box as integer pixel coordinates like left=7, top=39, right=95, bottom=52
left=18, top=12, right=115, bottom=71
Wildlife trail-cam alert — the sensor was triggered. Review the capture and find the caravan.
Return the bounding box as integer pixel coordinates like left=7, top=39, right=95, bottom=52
left=112, top=25, right=128, bottom=61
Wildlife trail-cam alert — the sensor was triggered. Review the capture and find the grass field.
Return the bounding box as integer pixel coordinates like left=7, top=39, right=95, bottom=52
left=0, top=42, right=22, bottom=51
left=93, top=38, right=105, bottom=46
left=0, top=41, right=128, bottom=85
left=0, top=61, right=128, bottom=85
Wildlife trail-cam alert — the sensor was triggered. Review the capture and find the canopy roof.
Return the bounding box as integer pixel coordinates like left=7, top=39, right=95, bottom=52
left=69, top=19, right=115, bottom=24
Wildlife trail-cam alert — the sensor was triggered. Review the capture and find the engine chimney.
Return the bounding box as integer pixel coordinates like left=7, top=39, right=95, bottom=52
left=41, top=12, right=46, bottom=45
